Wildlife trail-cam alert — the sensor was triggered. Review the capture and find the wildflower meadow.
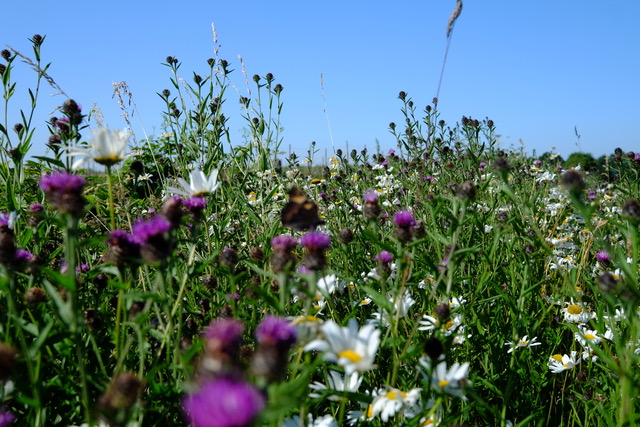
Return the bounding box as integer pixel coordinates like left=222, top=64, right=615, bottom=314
left=2, top=33, right=640, bottom=427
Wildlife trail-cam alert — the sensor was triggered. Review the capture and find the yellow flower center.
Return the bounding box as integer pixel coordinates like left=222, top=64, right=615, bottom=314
left=438, top=380, right=449, bottom=388
left=445, top=320, right=454, bottom=329
left=567, top=304, right=582, bottom=315
left=366, top=405, right=374, bottom=419
left=585, top=334, right=596, bottom=340
left=385, top=390, right=407, bottom=400
left=552, top=354, right=563, bottom=362
left=338, top=350, right=363, bottom=363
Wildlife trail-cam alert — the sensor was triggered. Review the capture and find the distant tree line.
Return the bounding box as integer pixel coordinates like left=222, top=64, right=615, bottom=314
left=539, top=148, right=639, bottom=182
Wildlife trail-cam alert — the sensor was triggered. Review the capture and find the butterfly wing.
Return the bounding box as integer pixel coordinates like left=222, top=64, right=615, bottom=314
left=281, top=186, right=325, bottom=231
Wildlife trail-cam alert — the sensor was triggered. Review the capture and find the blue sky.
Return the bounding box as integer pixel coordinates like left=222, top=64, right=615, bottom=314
left=2, top=1, right=639, bottom=161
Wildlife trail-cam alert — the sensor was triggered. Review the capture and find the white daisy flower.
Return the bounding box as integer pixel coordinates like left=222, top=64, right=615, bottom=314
left=504, top=335, right=542, bottom=353
left=369, top=387, right=422, bottom=422
left=574, top=326, right=603, bottom=348
left=548, top=351, right=581, bottom=373
left=561, top=302, right=592, bottom=323
left=419, top=313, right=463, bottom=335
left=368, top=289, right=415, bottom=326
left=421, top=358, right=472, bottom=399
left=68, top=127, right=130, bottom=170
left=283, top=414, right=338, bottom=427
left=309, top=371, right=362, bottom=401
left=167, top=167, right=221, bottom=197
left=304, top=319, right=380, bottom=375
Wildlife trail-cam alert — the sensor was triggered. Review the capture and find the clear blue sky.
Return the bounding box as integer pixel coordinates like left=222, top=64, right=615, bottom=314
left=2, top=1, right=639, bottom=161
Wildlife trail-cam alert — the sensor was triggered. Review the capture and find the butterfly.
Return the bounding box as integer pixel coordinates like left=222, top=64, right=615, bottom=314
left=280, top=186, right=325, bottom=231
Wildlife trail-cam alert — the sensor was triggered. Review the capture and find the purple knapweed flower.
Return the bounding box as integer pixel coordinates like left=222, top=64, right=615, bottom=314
left=132, top=216, right=172, bottom=244
left=183, top=377, right=265, bottom=427
left=104, top=229, right=141, bottom=265
left=29, top=203, right=44, bottom=213
left=13, top=249, right=35, bottom=265
left=255, top=315, right=297, bottom=350
left=39, top=171, right=86, bottom=194
left=0, top=408, right=15, bottom=427
left=393, top=210, right=416, bottom=228
left=374, top=250, right=394, bottom=264
left=363, top=189, right=378, bottom=204
left=38, top=171, right=87, bottom=215
left=0, top=212, right=9, bottom=228
left=300, top=231, right=331, bottom=251
left=55, top=116, right=70, bottom=130
left=297, top=265, right=312, bottom=274
left=596, top=249, right=610, bottom=262
left=270, top=235, right=298, bottom=252
left=184, top=196, right=207, bottom=213
left=203, top=318, right=244, bottom=348
left=202, top=318, right=244, bottom=366
left=132, top=215, right=173, bottom=264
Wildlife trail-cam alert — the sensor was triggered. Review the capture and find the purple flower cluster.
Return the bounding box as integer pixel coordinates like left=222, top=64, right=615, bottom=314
left=183, top=377, right=265, bottom=427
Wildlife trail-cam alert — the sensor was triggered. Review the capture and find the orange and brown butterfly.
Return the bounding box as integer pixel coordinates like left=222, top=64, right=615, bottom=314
left=280, top=186, right=325, bottom=231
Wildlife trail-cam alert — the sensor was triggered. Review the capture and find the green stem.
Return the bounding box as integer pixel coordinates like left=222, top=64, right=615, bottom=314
left=106, top=165, right=116, bottom=230
left=64, top=216, right=92, bottom=424
left=3, top=267, right=44, bottom=426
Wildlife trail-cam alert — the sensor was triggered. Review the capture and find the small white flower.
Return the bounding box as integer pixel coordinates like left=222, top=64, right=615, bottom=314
left=304, top=319, right=380, bottom=375
left=419, top=313, right=463, bottom=335
left=167, top=167, right=221, bottom=197
left=504, top=335, right=542, bottom=353
left=368, top=290, right=415, bottom=326
left=574, top=326, right=602, bottom=348
left=369, top=387, right=421, bottom=422
left=309, top=371, right=362, bottom=401
left=548, top=351, right=581, bottom=373
left=421, top=358, right=472, bottom=399
left=283, top=414, right=338, bottom=427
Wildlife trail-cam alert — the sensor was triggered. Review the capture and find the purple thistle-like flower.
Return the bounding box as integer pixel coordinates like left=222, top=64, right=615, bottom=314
left=393, top=210, right=416, bottom=228
left=374, top=250, right=394, bottom=264
left=184, top=196, right=207, bottom=213
left=131, top=216, right=173, bottom=264
left=203, top=318, right=244, bottom=356
left=55, top=116, right=70, bottom=130
left=203, top=318, right=244, bottom=345
left=38, top=171, right=86, bottom=194
left=270, top=234, right=298, bottom=252
left=132, top=216, right=172, bottom=244
left=300, top=231, right=331, bottom=250
left=0, top=408, right=15, bottom=427
left=183, top=377, right=265, bottom=427
left=297, top=265, right=312, bottom=274
left=255, top=315, right=297, bottom=350
left=363, top=189, right=378, bottom=203
left=0, top=212, right=9, bottom=228
left=13, top=249, right=35, bottom=264
left=596, top=249, right=610, bottom=262
left=29, top=203, right=44, bottom=213
left=38, top=171, right=87, bottom=215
